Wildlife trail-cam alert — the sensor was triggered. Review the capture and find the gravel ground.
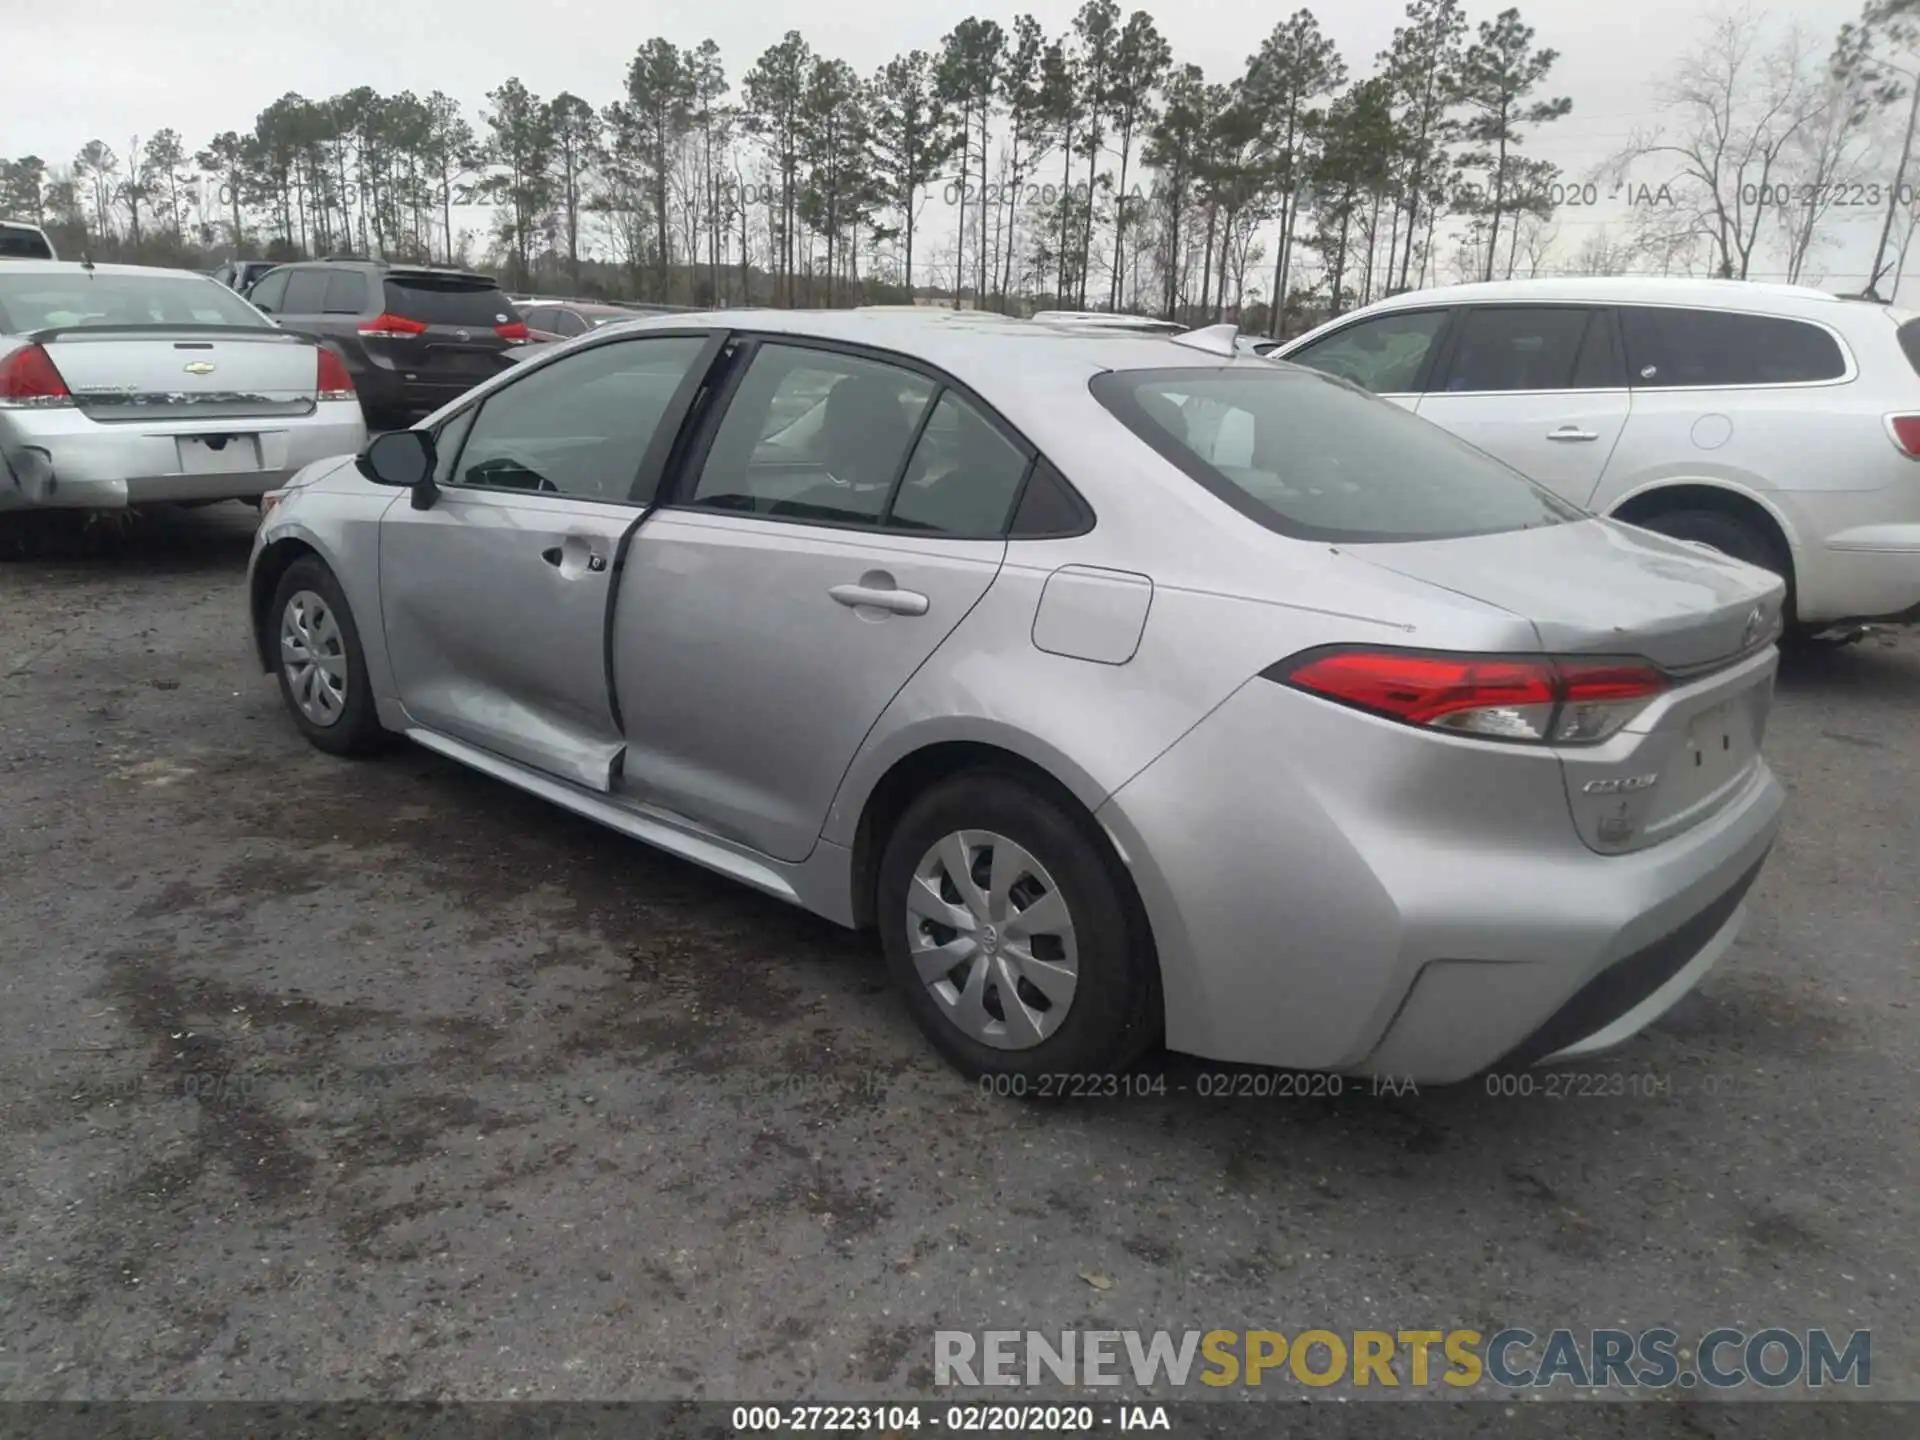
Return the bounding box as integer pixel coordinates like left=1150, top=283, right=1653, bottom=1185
left=0, top=504, right=1914, bottom=1427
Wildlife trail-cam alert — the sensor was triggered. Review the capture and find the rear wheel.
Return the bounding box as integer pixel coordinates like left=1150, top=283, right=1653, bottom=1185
left=270, top=556, right=387, bottom=756
left=876, top=771, right=1161, bottom=1082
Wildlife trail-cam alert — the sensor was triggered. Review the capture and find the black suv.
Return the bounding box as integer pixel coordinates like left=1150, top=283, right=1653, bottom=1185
left=246, top=259, right=528, bottom=425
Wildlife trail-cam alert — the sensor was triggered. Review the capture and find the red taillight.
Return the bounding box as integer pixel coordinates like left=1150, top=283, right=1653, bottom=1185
left=494, top=320, right=530, bottom=342
left=357, top=312, right=427, bottom=339
left=0, top=344, right=74, bottom=407
left=1885, top=414, right=1920, bottom=457
left=1269, top=648, right=1667, bottom=745
left=315, top=347, right=355, bottom=401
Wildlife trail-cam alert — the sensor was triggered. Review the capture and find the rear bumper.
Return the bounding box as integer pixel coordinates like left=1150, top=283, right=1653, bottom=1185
left=1805, top=522, right=1920, bottom=624
left=1097, top=677, right=1786, bottom=1084
left=355, top=359, right=504, bottom=418
left=0, top=403, right=366, bottom=511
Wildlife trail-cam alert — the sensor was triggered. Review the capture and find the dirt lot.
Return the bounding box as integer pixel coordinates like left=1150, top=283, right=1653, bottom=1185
left=0, top=505, right=1915, bottom=1419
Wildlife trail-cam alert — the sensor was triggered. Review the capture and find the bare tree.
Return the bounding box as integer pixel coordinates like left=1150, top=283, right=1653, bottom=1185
left=1607, top=6, right=1824, bottom=279
left=1574, top=225, right=1636, bottom=275
left=1772, top=51, right=1878, bottom=282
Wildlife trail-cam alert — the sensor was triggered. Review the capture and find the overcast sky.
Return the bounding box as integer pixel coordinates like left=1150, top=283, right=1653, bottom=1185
left=4, top=0, right=1885, bottom=289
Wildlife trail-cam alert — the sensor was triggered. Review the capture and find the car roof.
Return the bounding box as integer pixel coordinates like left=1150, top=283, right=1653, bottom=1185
left=1344, top=275, right=1850, bottom=318
left=604, top=307, right=1273, bottom=388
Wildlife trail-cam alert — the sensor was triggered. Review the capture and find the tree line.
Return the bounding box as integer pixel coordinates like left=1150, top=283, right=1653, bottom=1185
left=3, top=1, right=1915, bottom=332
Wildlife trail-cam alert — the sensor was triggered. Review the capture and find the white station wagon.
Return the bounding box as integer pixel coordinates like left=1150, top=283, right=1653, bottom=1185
left=1273, top=277, right=1920, bottom=634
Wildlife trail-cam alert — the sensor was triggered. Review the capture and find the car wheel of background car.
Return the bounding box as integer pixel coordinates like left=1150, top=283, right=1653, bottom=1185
left=270, top=556, right=387, bottom=756
left=876, top=771, right=1161, bottom=1082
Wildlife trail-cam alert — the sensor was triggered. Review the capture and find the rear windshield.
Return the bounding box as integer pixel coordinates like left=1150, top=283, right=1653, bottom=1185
left=1091, top=366, right=1584, bottom=543
left=383, top=276, right=519, bottom=327
left=0, top=271, right=269, bottom=333
left=0, top=226, right=56, bottom=260
left=1898, top=318, right=1920, bottom=377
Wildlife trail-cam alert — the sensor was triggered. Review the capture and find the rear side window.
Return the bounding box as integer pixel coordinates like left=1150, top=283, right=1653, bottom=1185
left=1091, top=366, right=1583, bottom=544
left=890, top=390, right=1032, bottom=536
left=384, top=276, right=518, bottom=327
left=1621, top=307, right=1846, bottom=386
left=1897, top=318, right=1920, bottom=376
left=322, top=271, right=367, bottom=314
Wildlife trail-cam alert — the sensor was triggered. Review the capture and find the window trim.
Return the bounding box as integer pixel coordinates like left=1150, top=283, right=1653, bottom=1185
left=1423, top=303, right=1630, bottom=398
left=657, top=331, right=1094, bottom=542
left=430, top=327, right=730, bottom=508
left=1615, top=301, right=1856, bottom=391
left=1277, top=306, right=1457, bottom=398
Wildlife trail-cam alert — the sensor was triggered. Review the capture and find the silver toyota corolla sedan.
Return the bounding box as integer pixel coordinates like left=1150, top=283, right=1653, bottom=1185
left=246, top=308, right=1787, bottom=1085
left=0, top=261, right=366, bottom=516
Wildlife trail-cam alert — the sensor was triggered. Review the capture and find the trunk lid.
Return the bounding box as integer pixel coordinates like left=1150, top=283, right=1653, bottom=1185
left=1350, top=516, right=1784, bottom=854
left=1350, top=516, right=1784, bottom=671
left=42, top=327, right=318, bottom=422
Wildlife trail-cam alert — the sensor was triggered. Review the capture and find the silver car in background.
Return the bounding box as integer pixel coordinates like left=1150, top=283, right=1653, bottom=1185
left=0, top=262, right=366, bottom=517
left=248, top=310, right=1786, bottom=1085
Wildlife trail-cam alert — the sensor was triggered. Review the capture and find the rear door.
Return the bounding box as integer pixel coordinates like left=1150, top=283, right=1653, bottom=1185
left=612, top=340, right=1025, bottom=861
left=1415, top=304, right=1630, bottom=506
left=379, top=272, right=520, bottom=385
left=378, top=330, right=722, bottom=790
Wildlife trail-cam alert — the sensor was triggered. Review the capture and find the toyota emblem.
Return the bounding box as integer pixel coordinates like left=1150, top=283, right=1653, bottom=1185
left=454, top=328, right=471, bottom=342
left=1741, top=606, right=1765, bottom=647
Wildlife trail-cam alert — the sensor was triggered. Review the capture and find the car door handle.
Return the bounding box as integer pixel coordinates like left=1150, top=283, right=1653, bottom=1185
left=1547, top=426, right=1600, bottom=441
left=541, top=546, right=607, bottom=571
left=829, top=583, right=929, bottom=616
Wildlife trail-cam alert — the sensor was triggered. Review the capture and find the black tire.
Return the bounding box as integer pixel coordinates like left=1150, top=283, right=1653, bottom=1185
left=268, top=555, right=388, bottom=756
left=876, top=770, right=1162, bottom=1082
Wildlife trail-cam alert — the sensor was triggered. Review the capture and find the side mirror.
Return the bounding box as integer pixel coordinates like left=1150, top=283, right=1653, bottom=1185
left=356, top=429, right=439, bottom=508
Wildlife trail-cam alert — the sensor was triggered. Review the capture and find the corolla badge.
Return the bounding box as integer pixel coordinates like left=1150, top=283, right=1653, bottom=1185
left=182, top=360, right=215, bottom=375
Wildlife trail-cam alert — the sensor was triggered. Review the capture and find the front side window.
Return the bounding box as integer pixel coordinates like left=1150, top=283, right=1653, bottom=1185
left=1438, top=307, right=1610, bottom=392
left=687, top=344, right=937, bottom=526
left=0, top=272, right=272, bottom=331
left=1621, top=306, right=1847, bottom=386
left=246, top=269, right=288, bottom=309
left=280, top=270, right=327, bottom=314
left=447, top=336, right=710, bottom=502
left=1092, top=366, right=1583, bottom=544
left=1284, top=310, right=1448, bottom=394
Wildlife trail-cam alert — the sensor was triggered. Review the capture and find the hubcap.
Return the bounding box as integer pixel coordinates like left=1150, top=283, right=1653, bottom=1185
left=907, top=830, right=1079, bottom=1050
left=279, top=589, right=348, bottom=726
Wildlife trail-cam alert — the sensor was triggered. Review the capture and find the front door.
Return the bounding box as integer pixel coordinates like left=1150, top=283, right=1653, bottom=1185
left=613, top=341, right=1035, bottom=861
left=1415, top=305, right=1630, bottom=507
left=377, top=331, right=720, bottom=789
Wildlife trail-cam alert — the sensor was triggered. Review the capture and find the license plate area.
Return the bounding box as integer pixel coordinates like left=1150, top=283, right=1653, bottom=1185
left=176, top=434, right=260, bottom=474
left=1667, top=698, right=1756, bottom=811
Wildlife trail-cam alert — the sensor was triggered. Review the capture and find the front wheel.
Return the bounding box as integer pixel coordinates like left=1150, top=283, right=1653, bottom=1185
left=876, top=772, right=1161, bottom=1081
left=270, top=556, right=387, bottom=756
